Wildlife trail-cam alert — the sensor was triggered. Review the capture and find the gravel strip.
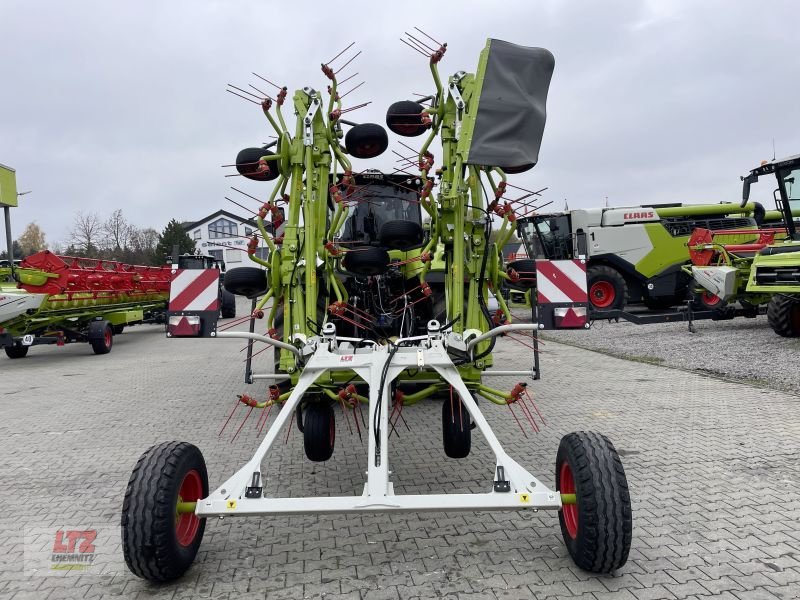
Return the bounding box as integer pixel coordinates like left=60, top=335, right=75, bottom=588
left=538, top=313, right=800, bottom=395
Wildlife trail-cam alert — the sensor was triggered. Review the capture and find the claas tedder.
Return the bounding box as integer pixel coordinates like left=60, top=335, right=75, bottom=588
left=121, top=34, right=632, bottom=583
left=0, top=250, right=171, bottom=357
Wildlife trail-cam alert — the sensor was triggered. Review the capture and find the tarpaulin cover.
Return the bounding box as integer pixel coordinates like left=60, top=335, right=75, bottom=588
left=467, top=40, right=554, bottom=171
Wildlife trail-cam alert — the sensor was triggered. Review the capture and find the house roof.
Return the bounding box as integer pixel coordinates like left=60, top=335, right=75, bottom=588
left=183, top=209, right=257, bottom=231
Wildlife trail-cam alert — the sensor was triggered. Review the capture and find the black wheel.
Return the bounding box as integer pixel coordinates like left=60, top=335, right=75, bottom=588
left=220, top=290, right=236, bottom=318
left=345, top=123, right=388, bottom=159
left=506, top=259, right=538, bottom=291
left=5, top=344, right=29, bottom=359
left=342, top=246, right=390, bottom=276
left=500, top=163, right=535, bottom=174
left=587, top=266, right=626, bottom=311
left=89, top=321, right=113, bottom=355
left=122, top=441, right=208, bottom=582
left=442, top=394, right=471, bottom=459
left=224, top=267, right=268, bottom=298
left=303, top=402, right=335, bottom=462
left=112, top=324, right=126, bottom=335
left=767, top=294, right=800, bottom=337
left=379, top=220, right=424, bottom=250
left=235, top=147, right=279, bottom=181
left=556, top=432, right=632, bottom=573
left=385, top=101, right=430, bottom=137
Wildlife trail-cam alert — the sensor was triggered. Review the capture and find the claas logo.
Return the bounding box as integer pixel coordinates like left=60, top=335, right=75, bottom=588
left=623, top=211, right=654, bottom=220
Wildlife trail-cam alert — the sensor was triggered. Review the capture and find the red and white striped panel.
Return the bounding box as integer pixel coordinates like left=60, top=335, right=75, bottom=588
left=169, top=269, right=220, bottom=312
left=535, top=260, right=588, bottom=304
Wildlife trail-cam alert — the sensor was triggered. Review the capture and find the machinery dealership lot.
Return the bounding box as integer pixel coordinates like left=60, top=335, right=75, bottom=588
left=2, top=312, right=799, bottom=599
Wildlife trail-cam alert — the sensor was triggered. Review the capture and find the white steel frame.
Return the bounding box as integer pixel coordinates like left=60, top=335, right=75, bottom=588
left=201, top=323, right=562, bottom=517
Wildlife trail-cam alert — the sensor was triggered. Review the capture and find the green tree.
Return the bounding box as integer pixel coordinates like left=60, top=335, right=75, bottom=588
left=0, top=240, right=23, bottom=261
left=155, top=219, right=196, bottom=263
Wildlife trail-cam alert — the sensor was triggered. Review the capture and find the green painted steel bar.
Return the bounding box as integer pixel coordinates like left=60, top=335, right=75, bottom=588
left=176, top=501, right=197, bottom=514
left=655, top=203, right=755, bottom=218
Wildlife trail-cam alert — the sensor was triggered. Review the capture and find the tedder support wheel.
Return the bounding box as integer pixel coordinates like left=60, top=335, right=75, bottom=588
left=89, top=321, right=113, bottom=355
left=767, top=294, right=800, bottom=337
left=4, top=344, right=29, bottom=359
left=587, top=266, right=626, bottom=311
left=556, top=431, right=632, bottom=573
left=303, top=402, right=335, bottom=462
left=224, top=267, right=268, bottom=298
left=122, top=441, right=208, bottom=582
left=220, top=289, right=236, bottom=318
left=442, top=394, right=471, bottom=459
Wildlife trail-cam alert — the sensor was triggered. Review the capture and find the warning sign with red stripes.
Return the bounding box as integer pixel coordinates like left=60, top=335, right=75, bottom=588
left=535, top=259, right=588, bottom=304
left=169, top=269, right=220, bottom=312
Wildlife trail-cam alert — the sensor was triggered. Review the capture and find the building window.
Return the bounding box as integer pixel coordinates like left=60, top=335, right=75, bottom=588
left=208, top=249, right=223, bottom=263
left=255, top=247, right=269, bottom=260
left=226, top=249, right=242, bottom=263
left=193, top=229, right=201, bottom=240
left=245, top=226, right=254, bottom=236
left=209, top=218, right=237, bottom=239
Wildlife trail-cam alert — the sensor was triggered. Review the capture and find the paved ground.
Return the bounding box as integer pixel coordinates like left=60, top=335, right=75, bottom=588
left=2, top=303, right=800, bottom=599
left=543, top=312, right=800, bottom=395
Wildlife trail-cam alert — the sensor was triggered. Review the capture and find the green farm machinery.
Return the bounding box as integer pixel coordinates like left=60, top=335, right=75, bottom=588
left=0, top=250, right=171, bottom=357
left=122, top=35, right=632, bottom=583
left=687, top=154, right=800, bottom=335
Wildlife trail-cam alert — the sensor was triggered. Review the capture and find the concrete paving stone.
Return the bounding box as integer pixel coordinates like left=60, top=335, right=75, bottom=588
left=3, top=325, right=800, bottom=599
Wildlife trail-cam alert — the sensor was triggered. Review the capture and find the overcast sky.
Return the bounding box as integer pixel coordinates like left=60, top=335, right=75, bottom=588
left=2, top=0, right=798, bottom=249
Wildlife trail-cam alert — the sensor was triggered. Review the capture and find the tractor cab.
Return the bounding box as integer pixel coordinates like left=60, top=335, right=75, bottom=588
left=172, top=253, right=226, bottom=272
left=336, top=171, right=424, bottom=248
left=743, top=154, right=800, bottom=241
left=517, top=213, right=575, bottom=260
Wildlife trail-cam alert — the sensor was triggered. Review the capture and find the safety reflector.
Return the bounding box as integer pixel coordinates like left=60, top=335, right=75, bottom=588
left=168, top=315, right=201, bottom=337
left=553, top=307, right=587, bottom=329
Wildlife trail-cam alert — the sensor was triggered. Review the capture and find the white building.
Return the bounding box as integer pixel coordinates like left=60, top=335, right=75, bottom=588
left=183, top=209, right=270, bottom=271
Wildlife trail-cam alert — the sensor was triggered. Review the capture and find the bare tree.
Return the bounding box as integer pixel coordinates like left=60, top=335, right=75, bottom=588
left=17, top=222, right=48, bottom=257
left=102, top=209, right=133, bottom=251
left=70, top=212, right=101, bottom=255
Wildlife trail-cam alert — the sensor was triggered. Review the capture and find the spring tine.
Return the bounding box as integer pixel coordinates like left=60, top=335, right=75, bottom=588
left=525, top=389, right=546, bottom=425
left=338, top=72, right=358, bottom=86
left=400, top=38, right=430, bottom=58
left=257, top=404, right=274, bottom=436
left=226, top=88, right=261, bottom=105
left=335, top=50, right=362, bottom=75
left=219, top=398, right=241, bottom=437
left=339, top=81, right=365, bottom=100
left=325, top=41, right=356, bottom=66
left=405, top=32, right=436, bottom=53
left=248, top=83, right=273, bottom=100
left=228, top=84, right=264, bottom=101
left=231, top=406, right=254, bottom=442
left=252, top=72, right=282, bottom=90
left=414, top=26, right=442, bottom=47
left=507, top=404, right=527, bottom=438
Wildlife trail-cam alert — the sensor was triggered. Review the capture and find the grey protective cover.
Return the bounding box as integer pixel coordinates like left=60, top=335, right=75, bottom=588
left=467, top=39, right=555, bottom=170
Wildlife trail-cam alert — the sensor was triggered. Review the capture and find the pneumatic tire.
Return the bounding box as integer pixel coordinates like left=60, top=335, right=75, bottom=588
left=220, top=290, right=236, bottom=318
left=379, top=220, right=424, bottom=250
left=442, top=394, right=471, bottom=459
left=587, top=266, right=626, bottom=311
left=767, top=294, right=800, bottom=337
left=506, top=259, right=538, bottom=291
left=4, top=344, right=29, bottom=359
left=385, top=101, right=429, bottom=137
left=342, top=246, right=390, bottom=276
left=121, top=441, right=208, bottom=582
left=303, top=402, right=335, bottom=462
left=345, top=123, right=389, bottom=159
left=89, top=321, right=113, bottom=355
left=556, top=432, right=632, bottom=573
left=224, top=267, right=268, bottom=298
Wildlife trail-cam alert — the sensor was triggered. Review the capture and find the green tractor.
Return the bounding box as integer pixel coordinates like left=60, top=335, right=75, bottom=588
left=687, top=154, right=800, bottom=335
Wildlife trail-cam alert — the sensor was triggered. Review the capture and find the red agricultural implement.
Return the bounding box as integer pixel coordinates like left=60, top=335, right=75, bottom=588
left=0, top=250, right=172, bottom=358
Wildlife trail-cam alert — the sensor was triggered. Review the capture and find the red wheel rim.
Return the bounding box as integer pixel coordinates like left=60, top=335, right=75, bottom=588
left=701, top=291, right=721, bottom=307
left=590, top=281, right=616, bottom=308
left=175, top=469, right=202, bottom=546
left=104, top=328, right=112, bottom=348
left=559, top=462, right=578, bottom=539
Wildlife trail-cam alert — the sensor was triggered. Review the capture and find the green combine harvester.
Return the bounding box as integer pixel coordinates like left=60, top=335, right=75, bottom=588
left=0, top=250, right=171, bottom=357
left=687, top=154, right=800, bottom=335
left=120, top=35, right=633, bottom=584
